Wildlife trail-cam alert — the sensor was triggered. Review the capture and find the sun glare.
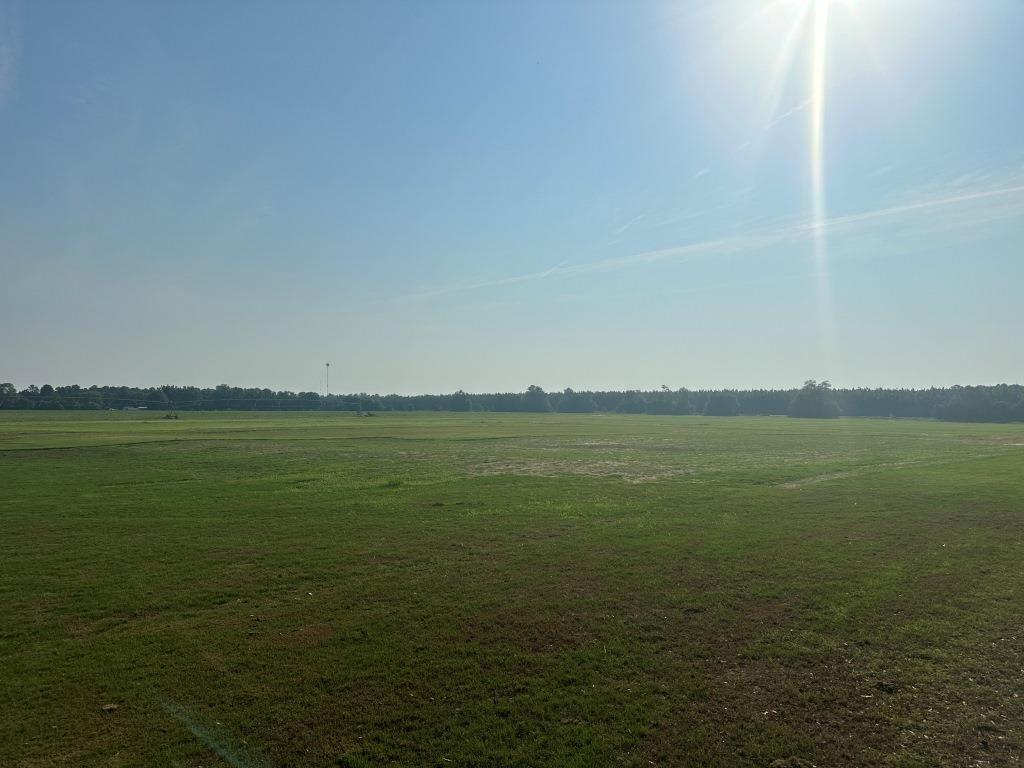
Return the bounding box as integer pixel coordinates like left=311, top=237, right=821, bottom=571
left=750, top=0, right=861, bottom=370
left=809, top=0, right=837, bottom=370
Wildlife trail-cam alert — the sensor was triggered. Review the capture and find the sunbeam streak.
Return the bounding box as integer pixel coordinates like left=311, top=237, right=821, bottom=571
left=809, top=0, right=838, bottom=371
left=810, top=0, right=828, bottom=229
left=756, top=1, right=812, bottom=136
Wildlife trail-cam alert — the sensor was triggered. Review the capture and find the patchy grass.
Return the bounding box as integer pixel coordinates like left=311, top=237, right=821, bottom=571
left=1, top=412, right=1023, bottom=767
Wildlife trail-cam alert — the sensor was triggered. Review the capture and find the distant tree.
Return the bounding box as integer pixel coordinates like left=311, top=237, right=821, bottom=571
left=789, top=380, right=841, bottom=419
left=297, top=391, right=321, bottom=410
left=359, top=394, right=384, bottom=412
left=36, top=384, right=64, bottom=410
left=673, top=388, right=694, bottom=415
left=213, top=384, right=233, bottom=410
left=490, top=393, right=524, bottom=412
left=558, top=388, right=598, bottom=413
left=146, top=389, right=170, bottom=411
left=1012, top=396, right=1024, bottom=423
left=0, top=384, right=30, bottom=409
left=703, top=392, right=741, bottom=416
left=82, top=393, right=104, bottom=410
left=936, top=385, right=1024, bottom=423
left=935, top=393, right=967, bottom=422
left=449, top=390, right=472, bottom=412
left=617, top=391, right=648, bottom=414
left=522, top=385, right=552, bottom=413
left=644, top=386, right=676, bottom=415
left=5, top=380, right=1021, bottom=422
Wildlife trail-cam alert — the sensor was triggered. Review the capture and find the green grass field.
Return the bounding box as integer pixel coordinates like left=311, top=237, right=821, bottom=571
left=2, top=411, right=1022, bottom=767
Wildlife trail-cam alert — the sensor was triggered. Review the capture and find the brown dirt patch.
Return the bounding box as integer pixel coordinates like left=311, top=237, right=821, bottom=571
left=268, top=623, right=336, bottom=650
left=469, top=458, right=693, bottom=484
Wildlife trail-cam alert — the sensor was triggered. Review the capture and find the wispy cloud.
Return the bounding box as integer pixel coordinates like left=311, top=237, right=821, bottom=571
left=748, top=77, right=850, bottom=151
left=406, top=174, right=1024, bottom=302
left=694, top=168, right=710, bottom=180
left=611, top=212, right=647, bottom=236
left=813, top=177, right=1024, bottom=234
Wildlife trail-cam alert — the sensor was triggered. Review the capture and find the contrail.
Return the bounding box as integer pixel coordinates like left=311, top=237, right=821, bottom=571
left=403, top=177, right=1024, bottom=303
left=811, top=181, right=1024, bottom=232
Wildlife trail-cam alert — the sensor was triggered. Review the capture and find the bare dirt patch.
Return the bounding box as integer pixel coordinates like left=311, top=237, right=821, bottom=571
left=469, top=458, right=693, bottom=484
left=268, top=623, right=336, bottom=650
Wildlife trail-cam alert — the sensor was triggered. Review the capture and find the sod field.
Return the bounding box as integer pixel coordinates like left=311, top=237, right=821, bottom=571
left=2, top=411, right=1022, bottom=767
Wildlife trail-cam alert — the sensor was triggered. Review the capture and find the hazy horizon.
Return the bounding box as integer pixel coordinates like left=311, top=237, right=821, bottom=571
left=2, top=0, right=1023, bottom=393
left=4, top=376, right=1024, bottom=398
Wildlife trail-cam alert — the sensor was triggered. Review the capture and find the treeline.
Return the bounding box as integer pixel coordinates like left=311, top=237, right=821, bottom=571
left=2, top=381, right=1023, bottom=423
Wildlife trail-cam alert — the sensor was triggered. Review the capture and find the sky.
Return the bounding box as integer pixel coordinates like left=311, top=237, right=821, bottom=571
left=1, top=0, right=1023, bottom=394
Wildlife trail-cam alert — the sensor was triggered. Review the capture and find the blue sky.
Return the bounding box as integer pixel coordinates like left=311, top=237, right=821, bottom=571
left=2, top=0, right=1022, bottom=393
